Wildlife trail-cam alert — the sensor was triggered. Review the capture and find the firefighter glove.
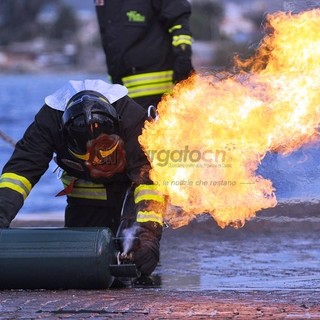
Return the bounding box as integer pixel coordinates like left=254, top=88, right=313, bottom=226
left=173, top=44, right=194, bottom=83
left=132, top=221, right=162, bottom=276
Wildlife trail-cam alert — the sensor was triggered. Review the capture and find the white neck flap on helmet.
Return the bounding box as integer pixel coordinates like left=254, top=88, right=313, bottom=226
left=44, top=79, right=129, bottom=111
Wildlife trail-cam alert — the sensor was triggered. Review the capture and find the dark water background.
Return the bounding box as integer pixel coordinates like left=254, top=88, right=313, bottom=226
left=1, top=73, right=320, bottom=218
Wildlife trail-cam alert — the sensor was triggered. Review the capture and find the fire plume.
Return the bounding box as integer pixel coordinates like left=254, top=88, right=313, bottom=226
left=139, top=9, right=320, bottom=228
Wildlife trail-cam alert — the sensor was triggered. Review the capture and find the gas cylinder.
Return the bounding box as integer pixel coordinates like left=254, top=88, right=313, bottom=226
left=0, top=228, right=117, bottom=289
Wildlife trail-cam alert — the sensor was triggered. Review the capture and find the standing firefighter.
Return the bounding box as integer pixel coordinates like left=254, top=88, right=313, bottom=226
left=95, top=0, right=194, bottom=109
left=0, top=80, right=165, bottom=277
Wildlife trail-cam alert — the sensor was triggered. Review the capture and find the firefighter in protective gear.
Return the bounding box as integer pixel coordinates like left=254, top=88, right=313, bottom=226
left=95, top=0, right=194, bottom=109
left=0, top=79, right=165, bottom=276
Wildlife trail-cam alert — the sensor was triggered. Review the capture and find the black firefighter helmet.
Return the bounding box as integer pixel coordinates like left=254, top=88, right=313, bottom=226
left=62, top=90, right=120, bottom=156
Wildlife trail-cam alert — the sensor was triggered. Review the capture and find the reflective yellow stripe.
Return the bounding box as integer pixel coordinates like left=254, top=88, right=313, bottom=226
left=99, top=140, right=119, bottom=158
left=122, top=71, right=172, bottom=98
left=127, top=82, right=173, bottom=98
left=61, top=174, right=107, bottom=200
left=0, top=173, right=32, bottom=200
left=122, top=70, right=173, bottom=87
left=134, top=184, right=164, bottom=204
left=69, top=149, right=90, bottom=161
left=137, top=210, right=163, bottom=226
left=172, top=35, right=193, bottom=47
left=168, top=24, right=182, bottom=33
left=134, top=184, right=160, bottom=194
left=61, top=173, right=76, bottom=185
left=64, top=187, right=107, bottom=200
left=122, top=71, right=173, bottom=98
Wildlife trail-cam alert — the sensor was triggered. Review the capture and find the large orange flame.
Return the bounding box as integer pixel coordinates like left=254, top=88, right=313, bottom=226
left=139, top=9, right=320, bottom=228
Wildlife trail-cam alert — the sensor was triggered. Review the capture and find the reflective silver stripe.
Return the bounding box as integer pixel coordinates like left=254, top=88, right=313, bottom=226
left=61, top=174, right=107, bottom=200
left=122, top=70, right=173, bottom=87
left=127, top=82, right=173, bottom=98
left=122, top=70, right=173, bottom=98
left=136, top=210, right=163, bottom=225
left=0, top=173, right=32, bottom=200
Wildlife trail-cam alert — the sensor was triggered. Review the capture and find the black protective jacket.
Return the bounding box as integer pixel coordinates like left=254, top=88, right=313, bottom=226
left=95, top=0, right=193, bottom=106
left=0, top=81, right=163, bottom=228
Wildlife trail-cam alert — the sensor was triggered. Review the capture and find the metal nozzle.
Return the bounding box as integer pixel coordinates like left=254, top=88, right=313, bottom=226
left=118, top=251, right=134, bottom=264
left=109, top=252, right=141, bottom=278
left=109, top=236, right=141, bottom=278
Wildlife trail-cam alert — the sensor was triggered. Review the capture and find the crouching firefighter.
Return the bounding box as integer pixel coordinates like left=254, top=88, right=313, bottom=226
left=0, top=79, right=165, bottom=277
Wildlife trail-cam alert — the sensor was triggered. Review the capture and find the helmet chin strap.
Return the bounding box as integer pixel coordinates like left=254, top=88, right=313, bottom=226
left=84, top=134, right=126, bottom=178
